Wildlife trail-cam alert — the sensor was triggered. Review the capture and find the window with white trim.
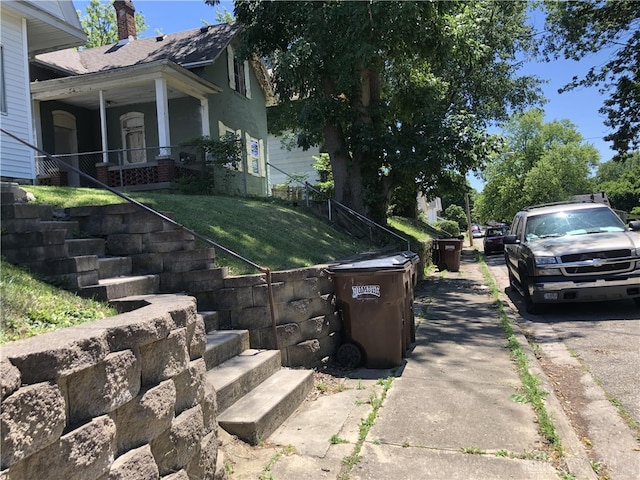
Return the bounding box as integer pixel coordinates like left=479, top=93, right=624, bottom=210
left=246, top=133, right=264, bottom=176
left=120, top=112, right=146, bottom=163
left=227, top=45, right=252, bottom=99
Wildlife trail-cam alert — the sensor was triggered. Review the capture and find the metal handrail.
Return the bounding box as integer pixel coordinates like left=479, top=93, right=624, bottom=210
left=2, top=128, right=279, bottom=350
left=267, top=161, right=411, bottom=251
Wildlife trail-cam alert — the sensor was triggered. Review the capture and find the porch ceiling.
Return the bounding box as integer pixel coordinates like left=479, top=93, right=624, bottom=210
left=30, top=59, right=221, bottom=110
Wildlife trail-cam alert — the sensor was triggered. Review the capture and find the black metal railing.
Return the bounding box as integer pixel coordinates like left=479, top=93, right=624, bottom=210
left=3, top=128, right=280, bottom=350
left=267, top=161, right=411, bottom=251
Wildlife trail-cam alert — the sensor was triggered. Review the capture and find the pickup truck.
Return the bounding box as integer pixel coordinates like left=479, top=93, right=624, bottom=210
left=503, top=202, right=640, bottom=314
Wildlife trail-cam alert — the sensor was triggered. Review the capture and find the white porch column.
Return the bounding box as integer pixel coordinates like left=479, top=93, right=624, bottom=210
left=99, top=90, right=109, bottom=163
left=155, top=77, right=171, bottom=157
left=31, top=100, right=42, bottom=178
left=200, top=97, right=210, bottom=137
left=32, top=100, right=43, bottom=149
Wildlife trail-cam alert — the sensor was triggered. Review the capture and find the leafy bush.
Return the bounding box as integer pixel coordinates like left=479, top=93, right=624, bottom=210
left=434, top=219, right=460, bottom=236
left=177, top=134, right=243, bottom=195
left=312, top=153, right=334, bottom=197
left=444, top=204, right=467, bottom=230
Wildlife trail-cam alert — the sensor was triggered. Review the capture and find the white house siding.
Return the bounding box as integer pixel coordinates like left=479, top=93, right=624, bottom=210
left=417, top=193, right=442, bottom=223
left=267, top=134, right=320, bottom=190
left=0, top=11, right=35, bottom=181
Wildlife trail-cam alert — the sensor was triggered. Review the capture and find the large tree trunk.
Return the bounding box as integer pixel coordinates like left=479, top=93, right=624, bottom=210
left=323, top=122, right=366, bottom=215
left=320, top=64, right=390, bottom=222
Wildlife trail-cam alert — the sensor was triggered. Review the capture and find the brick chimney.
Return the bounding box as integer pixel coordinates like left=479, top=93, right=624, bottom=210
left=114, top=0, right=136, bottom=41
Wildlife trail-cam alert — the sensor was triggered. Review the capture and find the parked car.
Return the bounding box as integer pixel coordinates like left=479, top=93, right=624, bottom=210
left=503, top=201, right=640, bottom=314
left=471, top=224, right=484, bottom=238
left=483, top=225, right=509, bottom=255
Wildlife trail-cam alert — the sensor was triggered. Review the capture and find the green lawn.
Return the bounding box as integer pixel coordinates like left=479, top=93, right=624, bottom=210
left=0, top=259, right=117, bottom=344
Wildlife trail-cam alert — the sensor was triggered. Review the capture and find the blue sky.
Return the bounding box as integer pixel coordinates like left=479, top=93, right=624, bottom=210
left=74, top=1, right=617, bottom=191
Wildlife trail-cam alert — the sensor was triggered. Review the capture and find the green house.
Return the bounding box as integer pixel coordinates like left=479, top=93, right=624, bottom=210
left=30, top=0, right=273, bottom=196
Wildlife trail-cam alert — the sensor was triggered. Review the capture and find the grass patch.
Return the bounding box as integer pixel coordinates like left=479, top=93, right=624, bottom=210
left=23, top=186, right=372, bottom=274
left=0, top=258, right=117, bottom=344
left=387, top=216, right=431, bottom=244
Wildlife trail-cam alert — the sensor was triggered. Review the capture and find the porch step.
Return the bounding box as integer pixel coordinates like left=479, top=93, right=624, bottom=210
left=217, top=368, right=314, bottom=445
left=206, top=349, right=282, bottom=413
left=40, top=220, right=79, bottom=239
left=98, top=256, right=133, bottom=279
left=66, top=238, right=105, bottom=257
left=78, top=274, right=159, bottom=301
left=203, top=330, right=250, bottom=370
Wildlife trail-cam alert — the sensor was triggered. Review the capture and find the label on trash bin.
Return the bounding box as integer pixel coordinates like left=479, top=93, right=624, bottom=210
left=352, top=285, right=381, bottom=298
left=444, top=245, right=455, bottom=250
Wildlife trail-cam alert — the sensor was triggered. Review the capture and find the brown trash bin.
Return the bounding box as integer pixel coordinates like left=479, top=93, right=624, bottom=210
left=400, top=251, right=420, bottom=349
left=329, top=254, right=414, bottom=368
left=437, top=238, right=463, bottom=272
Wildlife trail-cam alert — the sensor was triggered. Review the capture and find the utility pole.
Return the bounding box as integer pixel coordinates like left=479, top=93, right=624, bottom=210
left=465, top=192, right=473, bottom=247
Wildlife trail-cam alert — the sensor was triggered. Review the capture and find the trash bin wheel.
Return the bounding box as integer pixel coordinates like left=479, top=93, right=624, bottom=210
left=337, top=343, right=362, bottom=368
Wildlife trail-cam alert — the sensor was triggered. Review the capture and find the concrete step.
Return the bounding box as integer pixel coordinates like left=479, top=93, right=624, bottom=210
left=217, top=368, right=314, bottom=445
left=206, top=349, right=282, bottom=413
left=0, top=182, right=30, bottom=206
left=78, top=274, right=159, bottom=301
left=203, top=330, right=250, bottom=370
left=40, top=220, right=79, bottom=239
left=98, top=256, right=132, bottom=279
left=66, top=238, right=105, bottom=257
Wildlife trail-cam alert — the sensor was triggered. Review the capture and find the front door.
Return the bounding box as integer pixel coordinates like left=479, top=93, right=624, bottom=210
left=52, top=111, right=79, bottom=186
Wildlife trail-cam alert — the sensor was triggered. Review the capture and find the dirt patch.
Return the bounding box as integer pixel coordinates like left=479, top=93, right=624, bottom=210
left=218, top=363, right=355, bottom=479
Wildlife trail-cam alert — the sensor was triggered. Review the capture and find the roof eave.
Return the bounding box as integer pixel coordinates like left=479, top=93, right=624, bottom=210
left=31, top=59, right=222, bottom=104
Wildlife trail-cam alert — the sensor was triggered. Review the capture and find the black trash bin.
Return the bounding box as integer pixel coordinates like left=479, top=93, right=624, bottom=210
left=329, top=253, right=415, bottom=368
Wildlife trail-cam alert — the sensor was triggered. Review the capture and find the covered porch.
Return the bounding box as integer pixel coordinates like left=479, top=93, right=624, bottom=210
left=30, top=59, right=219, bottom=189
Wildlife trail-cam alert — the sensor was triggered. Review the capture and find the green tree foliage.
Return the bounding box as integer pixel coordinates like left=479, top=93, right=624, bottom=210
left=474, top=109, right=599, bottom=222
left=444, top=204, right=467, bottom=231
left=594, top=153, right=640, bottom=212
left=78, top=0, right=147, bottom=48
left=542, top=1, right=640, bottom=158
left=215, top=6, right=235, bottom=23
left=228, top=0, right=542, bottom=222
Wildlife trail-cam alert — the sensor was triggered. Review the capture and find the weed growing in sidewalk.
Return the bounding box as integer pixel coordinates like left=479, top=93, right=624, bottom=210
left=338, top=376, right=394, bottom=480
left=478, top=260, right=563, bottom=459
left=258, top=445, right=296, bottom=479
left=330, top=435, right=349, bottom=445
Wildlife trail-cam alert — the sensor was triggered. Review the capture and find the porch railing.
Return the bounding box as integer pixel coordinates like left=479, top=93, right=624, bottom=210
left=34, top=144, right=213, bottom=189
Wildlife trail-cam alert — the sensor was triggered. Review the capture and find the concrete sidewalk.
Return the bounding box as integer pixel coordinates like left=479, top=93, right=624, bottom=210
left=222, top=248, right=595, bottom=479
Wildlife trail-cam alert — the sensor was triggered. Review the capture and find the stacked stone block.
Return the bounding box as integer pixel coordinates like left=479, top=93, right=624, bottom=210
left=0, top=295, right=219, bottom=480
left=195, top=266, right=342, bottom=368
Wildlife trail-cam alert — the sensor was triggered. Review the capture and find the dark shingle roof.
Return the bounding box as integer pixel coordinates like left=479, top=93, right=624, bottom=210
left=35, top=23, right=239, bottom=75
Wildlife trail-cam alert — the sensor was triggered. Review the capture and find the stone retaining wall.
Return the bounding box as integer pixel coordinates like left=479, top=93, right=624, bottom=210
left=195, top=266, right=342, bottom=368
left=0, top=295, right=218, bottom=480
